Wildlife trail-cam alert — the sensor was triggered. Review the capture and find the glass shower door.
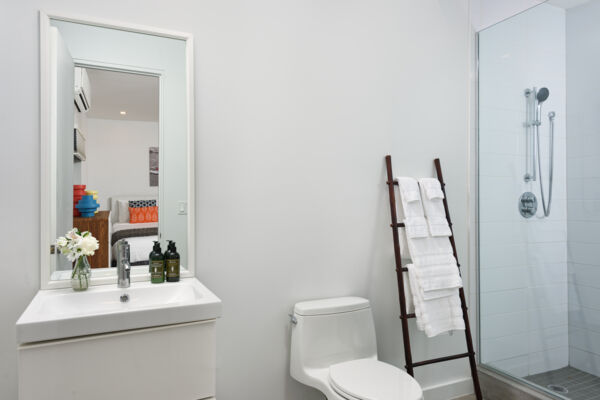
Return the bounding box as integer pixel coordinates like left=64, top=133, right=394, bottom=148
left=477, top=1, right=600, bottom=398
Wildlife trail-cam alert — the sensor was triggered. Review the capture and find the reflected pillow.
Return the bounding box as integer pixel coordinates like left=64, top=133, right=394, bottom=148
left=117, top=200, right=130, bottom=223
left=129, top=206, right=158, bottom=223
left=128, top=199, right=157, bottom=208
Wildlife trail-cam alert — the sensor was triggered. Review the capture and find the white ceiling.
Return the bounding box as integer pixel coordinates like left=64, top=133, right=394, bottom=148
left=548, top=0, right=593, bottom=9
left=472, top=0, right=595, bottom=31
left=85, top=68, right=159, bottom=122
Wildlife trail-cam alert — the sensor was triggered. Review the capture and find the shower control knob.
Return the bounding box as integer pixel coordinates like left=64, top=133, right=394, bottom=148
left=519, top=192, right=538, bottom=218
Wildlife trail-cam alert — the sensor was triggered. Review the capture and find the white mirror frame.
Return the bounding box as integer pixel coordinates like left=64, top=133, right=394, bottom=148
left=39, top=11, right=195, bottom=289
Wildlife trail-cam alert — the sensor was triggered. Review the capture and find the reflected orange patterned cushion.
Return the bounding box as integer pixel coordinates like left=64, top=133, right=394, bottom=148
left=129, top=206, right=158, bottom=223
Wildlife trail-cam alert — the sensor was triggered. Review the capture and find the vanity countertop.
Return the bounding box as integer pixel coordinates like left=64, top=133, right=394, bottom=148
left=16, top=277, right=222, bottom=344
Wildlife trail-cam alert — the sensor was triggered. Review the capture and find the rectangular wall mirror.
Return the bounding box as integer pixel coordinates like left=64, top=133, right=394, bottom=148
left=40, top=13, right=194, bottom=289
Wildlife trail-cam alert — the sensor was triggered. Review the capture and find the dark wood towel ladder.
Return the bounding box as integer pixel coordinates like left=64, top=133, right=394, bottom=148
left=385, top=155, right=482, bottom=400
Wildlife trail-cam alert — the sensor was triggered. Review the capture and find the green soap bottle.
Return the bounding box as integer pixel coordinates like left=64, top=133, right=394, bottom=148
left=163, top=242, right=172, bottom=281
left=165, top=240, right=180, bottom=282
left=149, top=241, right=164, bottom=284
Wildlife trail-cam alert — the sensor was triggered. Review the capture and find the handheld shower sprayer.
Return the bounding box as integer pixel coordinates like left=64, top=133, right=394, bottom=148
left=535, top=87, right=550, bottom=125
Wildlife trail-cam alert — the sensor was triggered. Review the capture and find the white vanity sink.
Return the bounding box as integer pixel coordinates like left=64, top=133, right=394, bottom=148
left=16, top=277, right=222, bottom=343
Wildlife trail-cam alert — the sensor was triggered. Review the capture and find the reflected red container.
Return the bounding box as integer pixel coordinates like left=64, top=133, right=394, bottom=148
left=73, top=185, right=86, bottom=217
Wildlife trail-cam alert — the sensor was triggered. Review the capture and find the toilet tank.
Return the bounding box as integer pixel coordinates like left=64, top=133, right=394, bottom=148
left=290, top=297, right=377, bottom=378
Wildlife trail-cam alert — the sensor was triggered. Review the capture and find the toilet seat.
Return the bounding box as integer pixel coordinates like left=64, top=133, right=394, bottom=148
left=328, top=359, right=423, bottom=400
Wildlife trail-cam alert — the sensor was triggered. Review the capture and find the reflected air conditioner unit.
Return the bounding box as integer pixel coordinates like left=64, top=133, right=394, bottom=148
left=74, top=67, right=91, bottom=113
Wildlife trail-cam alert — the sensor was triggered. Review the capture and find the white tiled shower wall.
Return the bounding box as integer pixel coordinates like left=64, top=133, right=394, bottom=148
left=566, top=1, right=600, bottom=377
left=478, top=4, right=568, bottom=377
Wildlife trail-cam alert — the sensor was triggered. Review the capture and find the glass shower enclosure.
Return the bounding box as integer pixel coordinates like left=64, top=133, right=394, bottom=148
left=478, top=1, right=600, bottom=399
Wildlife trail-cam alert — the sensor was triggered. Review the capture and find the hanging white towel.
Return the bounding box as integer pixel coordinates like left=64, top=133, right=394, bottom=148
left=419, top=178, right=445, bottom=200
left=403, top=271, right=415, bottom=314
left=418, top=178, right=452, bottom=237
left=403, top=233, right=464, bottom=336
left=412, top=263, right=463, bottom=300
left=395, top=177, right=428, bottom=253
left=396, top=177, right=424, bottom=218
left=406, top=236, right=453, bottom=260
left=406, top=264, right=465, bottom=337
left=411, top=253, right=456, bottom=267
left=404, top=217, right=428, bottom=239
left=406, top=240, right=462, bottom=299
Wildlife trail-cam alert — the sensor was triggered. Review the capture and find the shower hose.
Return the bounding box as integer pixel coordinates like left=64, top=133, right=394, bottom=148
left=536, top=112, right=555, bottom=217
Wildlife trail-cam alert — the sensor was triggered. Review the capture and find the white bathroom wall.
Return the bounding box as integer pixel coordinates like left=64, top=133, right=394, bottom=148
left=566, top=0, right=600, bottom=377
left=82, top=118, right=159, bottom=210
left=0, top=1, right=472, bottom=400
left=478, top=4, right=568, bottom=377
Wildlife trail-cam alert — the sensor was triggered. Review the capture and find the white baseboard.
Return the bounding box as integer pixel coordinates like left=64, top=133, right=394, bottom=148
left=422, top=377, right=474, bottom=400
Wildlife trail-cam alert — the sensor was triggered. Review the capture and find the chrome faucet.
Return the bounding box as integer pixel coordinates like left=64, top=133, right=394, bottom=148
left=116, top=240, right=131, bottom=288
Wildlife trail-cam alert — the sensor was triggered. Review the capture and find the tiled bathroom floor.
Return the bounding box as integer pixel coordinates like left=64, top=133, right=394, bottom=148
left=525, top=366, right=600, bottom=399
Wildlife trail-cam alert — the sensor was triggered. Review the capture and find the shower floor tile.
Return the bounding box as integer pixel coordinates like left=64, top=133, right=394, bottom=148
left=525, top=366, right=600, bottom=399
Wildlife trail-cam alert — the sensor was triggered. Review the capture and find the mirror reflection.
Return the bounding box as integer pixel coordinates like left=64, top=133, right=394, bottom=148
left=61, top=68, right=160, bottom=271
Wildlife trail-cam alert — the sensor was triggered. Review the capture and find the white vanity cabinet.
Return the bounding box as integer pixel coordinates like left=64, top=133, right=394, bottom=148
left=17, top=278, right=221, bottom=400
left=18, top=320, right=216, bottom=400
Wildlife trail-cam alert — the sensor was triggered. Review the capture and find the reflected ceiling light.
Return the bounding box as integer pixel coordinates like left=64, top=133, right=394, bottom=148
left=120, top=111, right=127, bottom=115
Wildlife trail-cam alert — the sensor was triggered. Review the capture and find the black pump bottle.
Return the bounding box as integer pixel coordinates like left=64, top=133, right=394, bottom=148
left=149, top=241, right=164, bottom=284
left=165, top=241, right=180, bottom=282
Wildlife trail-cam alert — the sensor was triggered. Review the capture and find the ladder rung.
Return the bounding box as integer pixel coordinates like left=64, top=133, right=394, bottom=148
left=410, top=352, right=473, bottom=368
left=400, top=313, right=416, bottom=320
left=394, top=222, right=454, bottom=229
left=401, top=263, right=459, bottom=270
left=386, top=181, right=399, bottom=186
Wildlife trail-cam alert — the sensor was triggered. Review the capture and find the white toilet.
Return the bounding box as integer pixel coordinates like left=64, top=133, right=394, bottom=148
left=290, top=297, right=423, bottom=400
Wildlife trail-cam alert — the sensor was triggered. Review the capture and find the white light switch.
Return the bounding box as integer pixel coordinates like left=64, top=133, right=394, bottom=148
left=178, top=201, right=187, bottom=215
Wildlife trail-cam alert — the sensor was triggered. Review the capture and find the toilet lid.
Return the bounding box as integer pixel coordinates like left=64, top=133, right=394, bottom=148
left=329, top=359, right=423, bottom=400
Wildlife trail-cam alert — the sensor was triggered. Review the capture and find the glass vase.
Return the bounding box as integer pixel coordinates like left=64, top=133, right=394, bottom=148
left=72, top=256, right=91, bottom=291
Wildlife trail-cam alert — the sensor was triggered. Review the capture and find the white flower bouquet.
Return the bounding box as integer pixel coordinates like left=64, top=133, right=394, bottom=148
left=56, top=228, right=99, bottom=291
left=56, top=228, right=99, bottom=262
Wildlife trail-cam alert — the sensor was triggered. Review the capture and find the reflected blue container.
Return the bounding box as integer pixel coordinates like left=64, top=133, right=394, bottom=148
left=76, top=195, right=100, bottom=217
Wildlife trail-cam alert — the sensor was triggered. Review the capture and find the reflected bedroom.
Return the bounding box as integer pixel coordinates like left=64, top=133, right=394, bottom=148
left=57, top=67, right=160, bottom=274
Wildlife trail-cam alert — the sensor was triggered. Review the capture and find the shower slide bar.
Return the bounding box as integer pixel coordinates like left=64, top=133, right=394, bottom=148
left=524, top=88, right=537, bottom=183
left=385, top=155, right=483, bottom=400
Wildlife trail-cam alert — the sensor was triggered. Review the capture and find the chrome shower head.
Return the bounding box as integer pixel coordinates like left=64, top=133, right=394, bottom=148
left=537, top=87, right=550, bottom=103
left=535, top=87, right=550, bottom=124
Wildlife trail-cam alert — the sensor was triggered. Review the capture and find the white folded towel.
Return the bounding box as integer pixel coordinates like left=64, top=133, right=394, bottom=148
left=411, top=253, right=456, bottom=266
left=427, top=216, right=452, bottom=237
left=395, top=177, right=428, bottom=252
left=396, top=177, right=424, bottom=218
left=418, top=178, right=452, bottom=237
left=412, top=263, right=463, bottom=300
left=403, top=271, right=415, bottom=314
left=419, top=178, right=445, bottom=200
left=407, top=264, right=465, bottom=337
left=406, top=236, right=453, bottom=260
left=404, top=217, right=428, bottom=239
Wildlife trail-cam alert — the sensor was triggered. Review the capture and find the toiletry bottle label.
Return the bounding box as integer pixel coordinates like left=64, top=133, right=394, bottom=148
left=150, top=260, right=164, bottom=283
left=166, top=259, right=179, bottom=278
